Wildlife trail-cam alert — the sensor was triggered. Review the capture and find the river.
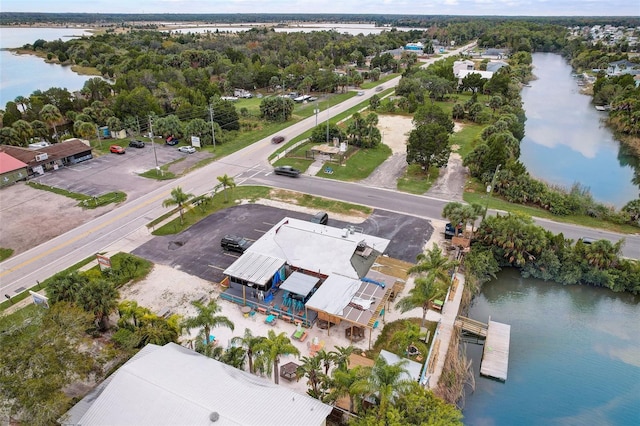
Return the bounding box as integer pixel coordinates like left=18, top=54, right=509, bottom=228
left=462, top=269, right=640, bottom=425
left=520, top=53, right=638, bottom=208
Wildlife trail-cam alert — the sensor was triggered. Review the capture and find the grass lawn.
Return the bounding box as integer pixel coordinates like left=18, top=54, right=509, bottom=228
left=366, top=318, right=438, bottom=359
left=319, top=143, right=392, bottom=181
left=0, top=247, right=14, bottom=262
left=27, top=182, right=126, bottom=208
left=397, top=164, right=440, bottom=194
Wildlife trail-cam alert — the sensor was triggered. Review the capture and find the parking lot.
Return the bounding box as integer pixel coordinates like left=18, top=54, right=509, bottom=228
left=132, top=204, right=433, bottom=284
left=32, top=142, right=209, bottom=200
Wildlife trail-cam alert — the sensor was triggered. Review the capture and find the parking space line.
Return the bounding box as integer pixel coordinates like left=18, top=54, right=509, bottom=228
left=208, top=265, right=226, bottom=271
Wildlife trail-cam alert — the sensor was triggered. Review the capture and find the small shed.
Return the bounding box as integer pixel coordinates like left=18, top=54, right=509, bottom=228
left=0, top=152, right=28, bottom=187
left=279, top=271, right=319, bottom=299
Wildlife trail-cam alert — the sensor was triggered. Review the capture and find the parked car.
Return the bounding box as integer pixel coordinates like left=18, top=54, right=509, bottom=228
left=274, top=165, right=301, bottom=177
left=178, top=146, right=196, bottom=154
left=310, top=211, right=329, bottom=225
left=220, top=235, right=252, bottom=253
left=271, top=135, right=285, bottom=144
left=166, top=136, right=179, bottom=146
left=109, top=145, right=125, bottom=154
left=129, top=139, right=145, bottom=148
left=444, top=223, right=463, bottom=239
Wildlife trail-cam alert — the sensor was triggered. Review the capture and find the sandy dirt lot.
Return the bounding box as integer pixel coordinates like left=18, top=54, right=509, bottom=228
left=0, top=182, right=115, bottom=255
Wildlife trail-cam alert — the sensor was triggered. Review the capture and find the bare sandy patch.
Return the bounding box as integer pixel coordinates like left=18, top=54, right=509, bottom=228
left=377, top=115, right=414, bottom=154
left=0, top=182, right=114, bottom=255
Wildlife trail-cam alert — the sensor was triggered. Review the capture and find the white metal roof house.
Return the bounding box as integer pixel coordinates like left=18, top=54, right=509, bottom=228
left=60, top=342, right=333, bottom=426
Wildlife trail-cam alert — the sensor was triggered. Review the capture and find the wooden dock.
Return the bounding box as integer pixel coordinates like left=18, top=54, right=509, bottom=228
left=480, top=320, right=511, bottom=381
left=455, top=316, right=488, bottom=338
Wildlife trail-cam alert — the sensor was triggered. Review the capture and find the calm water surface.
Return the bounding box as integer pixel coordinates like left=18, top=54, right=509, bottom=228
left=0, top=27, right=93, bottom=106
left=462, top=269, right=640, bottom=425
left=520, top=53, right=638, bottom=208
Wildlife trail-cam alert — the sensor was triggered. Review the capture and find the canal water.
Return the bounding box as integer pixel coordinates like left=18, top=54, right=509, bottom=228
left=462, top=269, right=640, bottom=425
left=520, top=53, right=638, bottom=208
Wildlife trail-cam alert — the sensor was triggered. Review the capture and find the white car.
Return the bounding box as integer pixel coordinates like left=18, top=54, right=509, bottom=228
left=178, top=146, right=196, bottom=154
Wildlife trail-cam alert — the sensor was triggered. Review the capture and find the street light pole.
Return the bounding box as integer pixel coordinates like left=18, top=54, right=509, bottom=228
left=483, top=163, right=501, bottom=220
left=149, top=116, right=159, bottom=175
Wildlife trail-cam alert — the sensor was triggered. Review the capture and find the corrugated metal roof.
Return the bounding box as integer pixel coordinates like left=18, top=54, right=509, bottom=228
left=223, top=252, right=285, bottom=285
left=279, top=271, right=319, bottom=297
left=74, top=343, right=332, bottom=426
left=306, top=274, right=360, bottom=315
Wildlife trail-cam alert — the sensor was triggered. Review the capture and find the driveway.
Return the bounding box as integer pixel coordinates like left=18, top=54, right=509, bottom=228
left=132, top=204, right=432, bottom=284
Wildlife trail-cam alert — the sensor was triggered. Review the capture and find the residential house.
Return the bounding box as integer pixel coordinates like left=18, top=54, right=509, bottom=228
left=60, top=342, right=333, bottom=425
left=453, top=60, right=475, bottom=76
left=607, top=59, right=640, bottom=76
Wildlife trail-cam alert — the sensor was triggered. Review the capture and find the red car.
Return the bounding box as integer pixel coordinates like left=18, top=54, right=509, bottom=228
left=110, top=145, right=125, bottom=154
left=271, top=135, right=285, bottom=144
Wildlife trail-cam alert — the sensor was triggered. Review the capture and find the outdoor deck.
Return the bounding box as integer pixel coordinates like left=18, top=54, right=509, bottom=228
left=480, top=320, right=511, bottom=382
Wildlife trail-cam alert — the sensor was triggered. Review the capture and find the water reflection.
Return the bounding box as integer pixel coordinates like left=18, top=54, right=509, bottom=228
left=520, top=53, right=638, bottom=207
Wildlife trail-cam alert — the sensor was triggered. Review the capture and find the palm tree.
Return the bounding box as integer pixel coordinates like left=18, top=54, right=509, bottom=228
left=181, top=299, right=234, bottom=346
left=75, top=279, right=120, bottom=330
left=254, top=330, right=300, bottom=384
left=388, top=321, right=429, bottom=357
left=296, top=355, right=325, bottom=399
left=408, top=243, right=459, bottom=285
left=395, top=275, right=446, bottom=326
left=316, top=349, right=335, bottom=375
left=136, top=316, right=179, bottom=346
left=46, top=271, right=88, bottom=304
left=231, top=328, right=266, bottom=374
left=162, top=186, right=194, bottom=225
left=358, top=355, right=414, bottom=420
left=330, top=345, right=355, bottom=372
left=11, top=119, right=33, bottom=146
left=216, top=174, right=236, bottom=203
left=118, top=300, right=152, bottom=329
left=40, top=104, right=63, bottom=140
left=327, top=366, right=367, bottom=413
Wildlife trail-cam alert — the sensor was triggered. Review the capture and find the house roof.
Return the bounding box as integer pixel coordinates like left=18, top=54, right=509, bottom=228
left=40, top=138, right=91, bottom=158
left=279, top=271, right=319, bottom=297
left=456, top=69, right=494, bottom=80
left=223, top=252, right=285, bottom=286
left=0, top=152, right=28, bottom=174
left=239, top=217, right=390, bottom=280
left=0, top=145, right=40, bottom=165
left=65, top=343, right=332, bottom=426
left=305, top=271, right=391, bottom=328
left=0, top=139, right=91, bottom=166
left=379, top=349, right=423, bottom=382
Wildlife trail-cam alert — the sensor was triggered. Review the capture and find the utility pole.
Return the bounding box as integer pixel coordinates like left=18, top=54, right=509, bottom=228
left=149, top=116, right=159, bottom=175
left=209, top=104, right=216, bottom=149
left=483, top=163, right=501, bottom=220
left=326, top=105, right=330, bottom=144
left=314, top=101, right=319, bottom=127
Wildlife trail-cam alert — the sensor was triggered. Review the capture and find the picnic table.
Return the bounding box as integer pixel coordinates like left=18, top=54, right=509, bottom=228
left=265, top=314, right=276, bottom=325
left=280, top=362, right=299, bottom=381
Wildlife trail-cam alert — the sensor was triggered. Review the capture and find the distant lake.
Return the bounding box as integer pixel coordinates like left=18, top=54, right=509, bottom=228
left=165, top=23, right=425, bottom=36
left=0, top=27, right=93, bottom=106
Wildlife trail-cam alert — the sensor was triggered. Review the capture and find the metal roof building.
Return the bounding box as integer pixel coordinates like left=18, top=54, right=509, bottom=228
left=61, top=343, right=332, bottom=426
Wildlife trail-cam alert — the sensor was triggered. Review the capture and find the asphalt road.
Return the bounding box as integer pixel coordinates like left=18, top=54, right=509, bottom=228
left=1, top=41, right=637, bottom=298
